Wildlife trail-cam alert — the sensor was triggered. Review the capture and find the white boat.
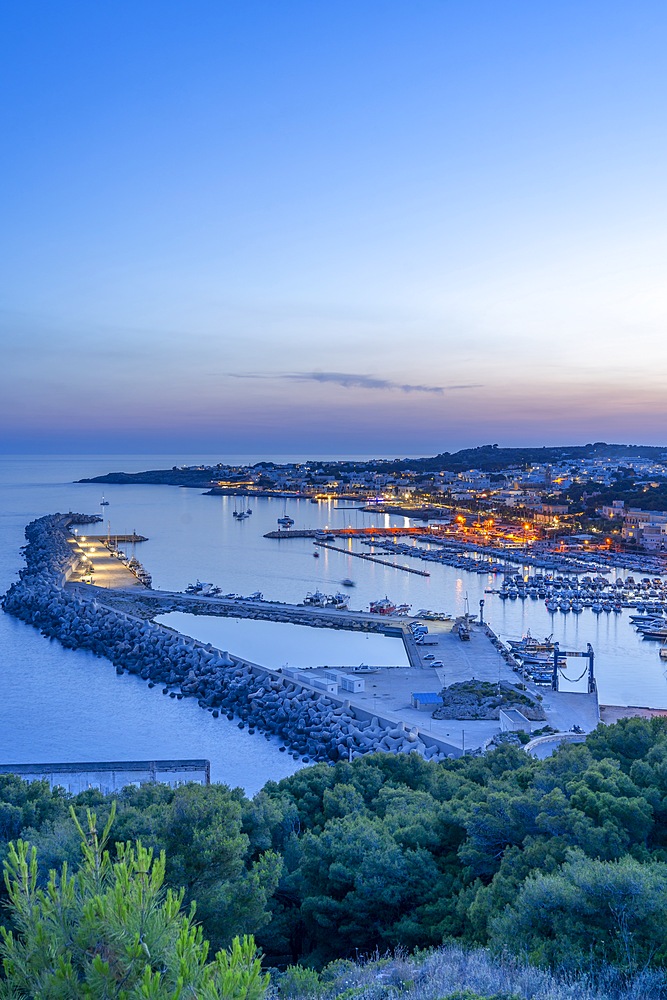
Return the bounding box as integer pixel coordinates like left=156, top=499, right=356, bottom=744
left=350, top=663, right=380, bottom=674
left=304, top=590, right=327, bottom=607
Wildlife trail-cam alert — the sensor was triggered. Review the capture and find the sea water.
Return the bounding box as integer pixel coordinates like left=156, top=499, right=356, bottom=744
left=1, top=455, right=666, bottom=792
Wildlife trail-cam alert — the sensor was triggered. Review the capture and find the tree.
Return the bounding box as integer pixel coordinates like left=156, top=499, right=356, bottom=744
left=0, top=805, right=269, bottom=999
left=489, top=850, right=667, bottom=972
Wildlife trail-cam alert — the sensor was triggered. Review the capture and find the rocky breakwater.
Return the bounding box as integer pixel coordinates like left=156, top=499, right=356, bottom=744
left=3, top=514, right=456, bottom=764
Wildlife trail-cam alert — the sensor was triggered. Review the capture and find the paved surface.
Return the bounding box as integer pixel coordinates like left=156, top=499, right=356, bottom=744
left=66, top=536, right=146, bottom=590
left=68, top=536, right=600, bottom=750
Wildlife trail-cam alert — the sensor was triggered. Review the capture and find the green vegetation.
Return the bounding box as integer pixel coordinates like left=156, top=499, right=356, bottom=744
left=432, top=681, right=546, bottom=721
left=5, top=717, right=667, bottom=993
left=0, top=804, right=267, bottom=999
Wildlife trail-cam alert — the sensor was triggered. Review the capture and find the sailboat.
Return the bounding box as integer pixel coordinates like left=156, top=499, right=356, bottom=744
left=232, top=497, right=252, bottom=519
left=277, top=500, right=294, bottom=527
left=100, top=496, right=110, bottom=506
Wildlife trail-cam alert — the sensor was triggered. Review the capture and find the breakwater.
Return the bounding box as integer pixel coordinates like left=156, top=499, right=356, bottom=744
left=2, top=514, right=457, bottom=765
left=87, top=586, right=402, bottom=634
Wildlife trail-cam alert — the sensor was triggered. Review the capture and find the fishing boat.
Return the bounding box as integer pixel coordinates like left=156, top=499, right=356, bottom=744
left=507, top=631, right=555, bottom=654
left=304, top=590, right=327, bottom=607
left=369, top=597, right=397, bottom=615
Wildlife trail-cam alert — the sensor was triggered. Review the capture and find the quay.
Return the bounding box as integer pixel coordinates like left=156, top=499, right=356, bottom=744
left=68, top=585, right=600, bottom=751
left=66, top=535, right=149, bottom=590
left=264, top=527, right=432, bottom=539
left=85, top=533, right=148, bottom=544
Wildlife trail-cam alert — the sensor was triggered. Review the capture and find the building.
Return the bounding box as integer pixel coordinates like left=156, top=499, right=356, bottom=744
left=622, top=509, right=667, bottom=549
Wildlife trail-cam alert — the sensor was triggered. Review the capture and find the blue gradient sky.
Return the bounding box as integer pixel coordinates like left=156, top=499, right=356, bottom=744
left=2, top=1, right=667, bottom=455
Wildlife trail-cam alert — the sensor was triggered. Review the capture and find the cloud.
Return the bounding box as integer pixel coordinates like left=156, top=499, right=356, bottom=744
left=229, top=371, right=482, bottom=393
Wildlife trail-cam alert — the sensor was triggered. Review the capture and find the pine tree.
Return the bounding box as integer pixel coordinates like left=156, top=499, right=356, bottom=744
left=0, top=804, right=269, bottom=999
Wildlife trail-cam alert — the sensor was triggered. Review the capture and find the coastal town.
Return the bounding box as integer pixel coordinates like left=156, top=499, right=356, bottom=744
left=87, top=443, right=667, bottom=568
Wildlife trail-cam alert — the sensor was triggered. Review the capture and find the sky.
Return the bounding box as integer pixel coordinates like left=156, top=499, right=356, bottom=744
left=2, top=1, right=667, bottom=457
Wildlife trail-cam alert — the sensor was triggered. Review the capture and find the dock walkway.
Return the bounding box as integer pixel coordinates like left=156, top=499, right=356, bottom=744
left=313, top=540, right=430, bottom=575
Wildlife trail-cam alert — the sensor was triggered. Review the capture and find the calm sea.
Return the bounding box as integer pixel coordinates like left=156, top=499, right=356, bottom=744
left=1, top=455, right=666, bottom=792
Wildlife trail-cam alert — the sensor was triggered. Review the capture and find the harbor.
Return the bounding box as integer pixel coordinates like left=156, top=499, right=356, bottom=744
left=55, top=491, right=667, bottom=717
left=60, top=518, right=601, bottom=752
left=3, top=460, right=667, bottom=788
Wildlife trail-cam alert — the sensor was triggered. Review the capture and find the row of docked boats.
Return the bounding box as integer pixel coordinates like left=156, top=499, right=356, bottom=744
left=363, top=537, right=507, bottom=574
left=361, top=534, right=667, bottom=587
left=417, top=534, right=666, bottom=576
left=369, top=597, right=412, bottom=616
left=184, top=582, right=264, bottom=601
left=504, top=632, right=561, bottom=685
left=495, top=571, right=667, bottom=616
left=106, top=544, right=152, bottom=587
left=303, top=590, right=350, bottom=610
left=629, top=612, right=667, bottom=660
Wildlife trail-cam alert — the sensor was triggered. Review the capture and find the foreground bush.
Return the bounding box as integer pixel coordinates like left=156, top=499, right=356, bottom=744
left=0, top=806, right=268, bottom=999
left=274, top=944, right=667, bottom=1000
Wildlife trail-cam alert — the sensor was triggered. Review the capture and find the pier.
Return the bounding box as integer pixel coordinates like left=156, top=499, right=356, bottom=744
left=264, top=527, right=432, bottom=539
left=66, top=536, right=149, bottom=590
left=65, top=519, right=600, bottom=749
left=313, top=540, right=430, bottom=575
left=70, top=582, right=599, bottom=750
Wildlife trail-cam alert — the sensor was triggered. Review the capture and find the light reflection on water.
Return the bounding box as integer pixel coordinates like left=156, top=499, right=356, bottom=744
left=156, top=612, right=410, bottom=670
left=1, top=455, right=667, bottom=794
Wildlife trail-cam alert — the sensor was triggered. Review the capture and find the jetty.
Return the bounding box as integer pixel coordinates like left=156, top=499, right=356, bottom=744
left=313, top=540, right=430, bottom=575
left=86, top=533, right=148, bottom=544
left=264, top=527, right=432, bottom=539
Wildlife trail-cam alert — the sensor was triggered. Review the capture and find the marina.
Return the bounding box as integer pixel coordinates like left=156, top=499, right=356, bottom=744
left=3, top=456, right=667, bottom=790
left=60, top=508, right=604, bottom=748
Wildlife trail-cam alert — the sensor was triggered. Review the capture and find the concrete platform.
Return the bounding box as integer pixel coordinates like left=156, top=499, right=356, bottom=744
left=68, top=550, right=599, bottom=751
left=66, top=536, right=147, bottom=590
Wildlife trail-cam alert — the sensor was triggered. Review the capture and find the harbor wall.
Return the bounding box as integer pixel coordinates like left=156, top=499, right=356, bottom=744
left=0, top=759, right=210, bottom=794
left=2, top=514, right=460, bottom=767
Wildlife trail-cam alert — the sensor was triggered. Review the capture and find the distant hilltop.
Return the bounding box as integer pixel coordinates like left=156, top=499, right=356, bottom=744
left=78, top=468, right=217, bottom=487
left=77, top=442, right=667, bottom=486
